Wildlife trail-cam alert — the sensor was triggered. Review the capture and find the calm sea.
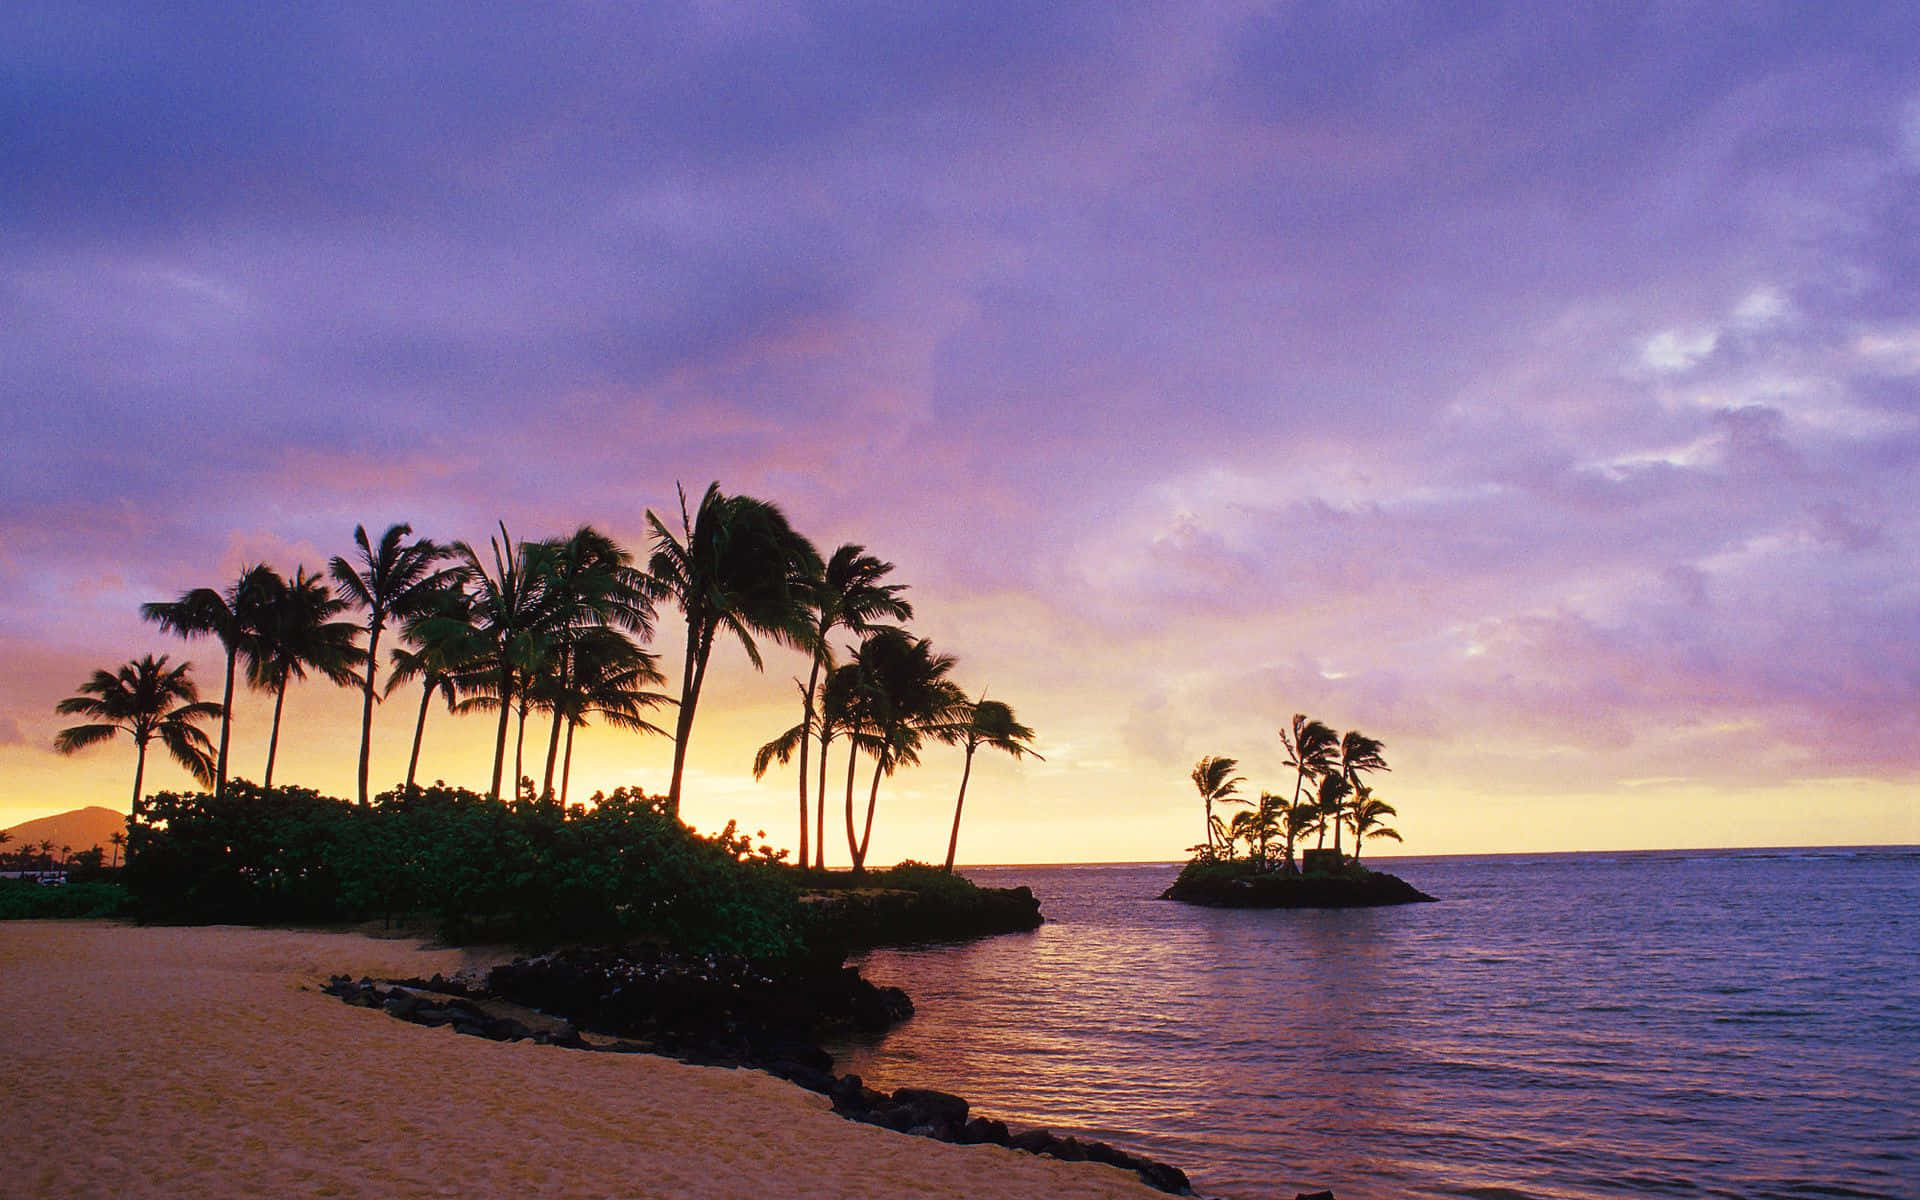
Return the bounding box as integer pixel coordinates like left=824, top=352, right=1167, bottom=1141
left=824, top=849, right=1920, bottom=1200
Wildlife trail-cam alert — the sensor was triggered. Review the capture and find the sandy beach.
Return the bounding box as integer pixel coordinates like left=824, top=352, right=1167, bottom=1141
left=0, top=921, right=1162, bottom=1200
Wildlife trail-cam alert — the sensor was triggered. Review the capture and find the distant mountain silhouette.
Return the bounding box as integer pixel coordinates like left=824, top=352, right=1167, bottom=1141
left=3, top=806, right=128, bottom=857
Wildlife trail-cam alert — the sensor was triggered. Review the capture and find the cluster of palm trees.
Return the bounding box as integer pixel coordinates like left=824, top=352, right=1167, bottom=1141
left=52, top=482, right=1042, bottom=872
left=1191, top=714, right=1402, bottom=871
left=0, top=829, right=125, bottom=873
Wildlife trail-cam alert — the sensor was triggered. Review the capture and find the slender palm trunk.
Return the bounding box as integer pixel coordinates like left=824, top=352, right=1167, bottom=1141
left=541, top=652, right=570, bottom=804
left=814, top=727, right=834, bottom=869
left=1205, top=797, right=1214, bottom=854
left=406, top=681, right=432, bottom=790
left=264, top=681, right=288, bottom=789
left=216, top=644, right=237, bottom=797
left=796, top=657, right=821, bottom=869
left=561, top=721, right=577, bottom=808
left=1332, top=778, right=1346, bottom=858
left=356, top=619, right=381, bottom=806
left=131, top=737, right=149, bottom=810
left=943, top=744, right=977, bottom=873
left=857, top=756, right=885, bottom=869
left=843, top=745, right=862, bottom=873
left=665, top=614, right=706, bottom=818
left=513, top=700, right=529, bottom=799
left=488, top=670, right=514, bottom=801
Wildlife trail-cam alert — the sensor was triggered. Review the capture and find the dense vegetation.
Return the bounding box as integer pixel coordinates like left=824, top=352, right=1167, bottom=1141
left=47, top=481, right=1046, bottom=953
left=122, top=780, right=804, bottom=954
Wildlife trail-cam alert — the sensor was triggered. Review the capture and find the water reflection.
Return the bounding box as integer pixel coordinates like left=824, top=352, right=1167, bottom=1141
left=825, top=853, right=1920, bottom=1200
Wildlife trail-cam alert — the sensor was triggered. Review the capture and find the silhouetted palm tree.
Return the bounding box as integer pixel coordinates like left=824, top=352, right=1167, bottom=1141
left=1279, top=714, right=1338, bottom=868
left=142, top=564, right=280, bottom=796
left=843, top=629, right=967, bottom=873
left=790, top=545, right=912, bottom=867
left=1250, top=790, right=1288, bottom=868
left=1333, top=729, right=1389, bottom=858
left=941, top=697, right=1041, bottom=873
left=437, top=524, right=557, bottom=800
left=549, top=629, right=673, bottom=807
left=647, top=482, right=821, bottom=818
left=532, top=526, right=655, bottom=805
left=1312, top=772, right=1353, bottom=860
left=108, top=830, right=126, bottom=868
left=1190, top=755, right=1245, bottom=857
left=1348, top=785, right=1401, bottom=860
left=330, top=523, right=444, bottom=805
left=54, top=655, right=220, bottom=808
left=385, top=583, right=475, bottom=791
left=251, top=567, right=363, bottom=788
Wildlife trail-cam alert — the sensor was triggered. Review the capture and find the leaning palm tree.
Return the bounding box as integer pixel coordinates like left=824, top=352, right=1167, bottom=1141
left=434, top=524, right=557, bottom=800
left=1278, top=714, right=1339, bottom=868
left=53, top=655, right=220, bottom=808
left=1190, top=755, right=1245, bottom=857
left=789, top=545, right=913, bottom=867
left=647, top=482, right=822, bottom=818
left=843, top=629, right=968, bottom=873
left=549, top=629, right=674, bottom=807
left=940, top=697, right=1042, bottom=873
left=142, top=564, right=281, bottom=797
left=1348, top=785, right=1402, bottom=861
left=250, top=567, right=363, bottom=788
left=1333, top=729, right=1389, bottom=858
left=330, top=523, right=445, bottom=806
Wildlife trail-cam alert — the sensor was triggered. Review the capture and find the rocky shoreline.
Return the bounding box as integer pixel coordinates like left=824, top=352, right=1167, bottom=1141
left=801, top=882, right=1045, bottom=950
left=324, top=946, right=1198, bottom=1196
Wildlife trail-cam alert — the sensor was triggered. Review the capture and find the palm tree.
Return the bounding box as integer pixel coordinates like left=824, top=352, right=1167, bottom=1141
left=385, top=584, right=476, bottom=791
left=251, top=567, right=363, bottom=789
left=1190, top=755, right=1245, bottom=857
left=108, top=830, right=126, bottom=869
left=549, top=629, right=674, bottom=807
left=1333, top=730, right=1389, bottom=858
left=941, top=697, right=1041, bottom=873
left=1250, top=791, right=1288, bottom=869
left=789, top=545, right=913, bottom=868
left=1278, top=714, right=1338, bottom=869
left=142, top=564, right=281, bottom=797
left=53, top=655, right=220, bottom=808
left=843, top=629, right=967, bottom=873
left=330, top=523, right=445, bottom=806
left=1348, top=785, right=1401, bottom=861
left=531, top=526, right=655, bottom=805
left=1312, top=772, right=1353, bottom=863
left=647, top=482, right=821, bottom=818
left=436, top=524, right=557, bottom=800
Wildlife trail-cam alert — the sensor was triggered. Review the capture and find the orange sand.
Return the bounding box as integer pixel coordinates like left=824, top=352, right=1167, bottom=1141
left=0, top=922, right=1163, bottom=1199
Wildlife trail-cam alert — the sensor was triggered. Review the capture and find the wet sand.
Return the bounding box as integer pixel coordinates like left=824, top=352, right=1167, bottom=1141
left=0, top=922, right=1161, bottom=1199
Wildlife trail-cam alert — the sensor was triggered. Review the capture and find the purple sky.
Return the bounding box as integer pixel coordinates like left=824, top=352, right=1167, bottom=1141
left=4, top=3, right=1916, bottom=857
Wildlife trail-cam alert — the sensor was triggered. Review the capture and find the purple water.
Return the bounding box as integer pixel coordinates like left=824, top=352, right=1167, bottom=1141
left=825, top=849, right=1920, bottom=1200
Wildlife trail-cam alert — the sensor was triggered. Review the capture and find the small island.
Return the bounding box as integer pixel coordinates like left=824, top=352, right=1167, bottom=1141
left=1163, top=716, right=1436, bottom=908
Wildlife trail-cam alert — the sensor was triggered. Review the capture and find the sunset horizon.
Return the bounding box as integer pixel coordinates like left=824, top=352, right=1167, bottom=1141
left=6, top=5, right=1917, bottom=863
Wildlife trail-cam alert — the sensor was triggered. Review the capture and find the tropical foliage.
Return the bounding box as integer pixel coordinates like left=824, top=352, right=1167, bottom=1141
left=51, top=481, right=1043, bottom=924
left=124, top=781, right=802, bottom=954
left=54, top=655, right=221, bottom=808
left=1187, top=712, right=1402, bottom=874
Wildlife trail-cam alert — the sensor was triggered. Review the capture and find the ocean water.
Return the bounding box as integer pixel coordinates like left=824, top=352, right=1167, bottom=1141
left=824, top=849, right=1920, bottom=1200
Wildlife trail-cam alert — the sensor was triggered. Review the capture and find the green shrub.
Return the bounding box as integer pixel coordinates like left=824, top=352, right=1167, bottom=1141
left=0, top=879, right=133, bottom=920
left=122, top=780, right=803, bottom=956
